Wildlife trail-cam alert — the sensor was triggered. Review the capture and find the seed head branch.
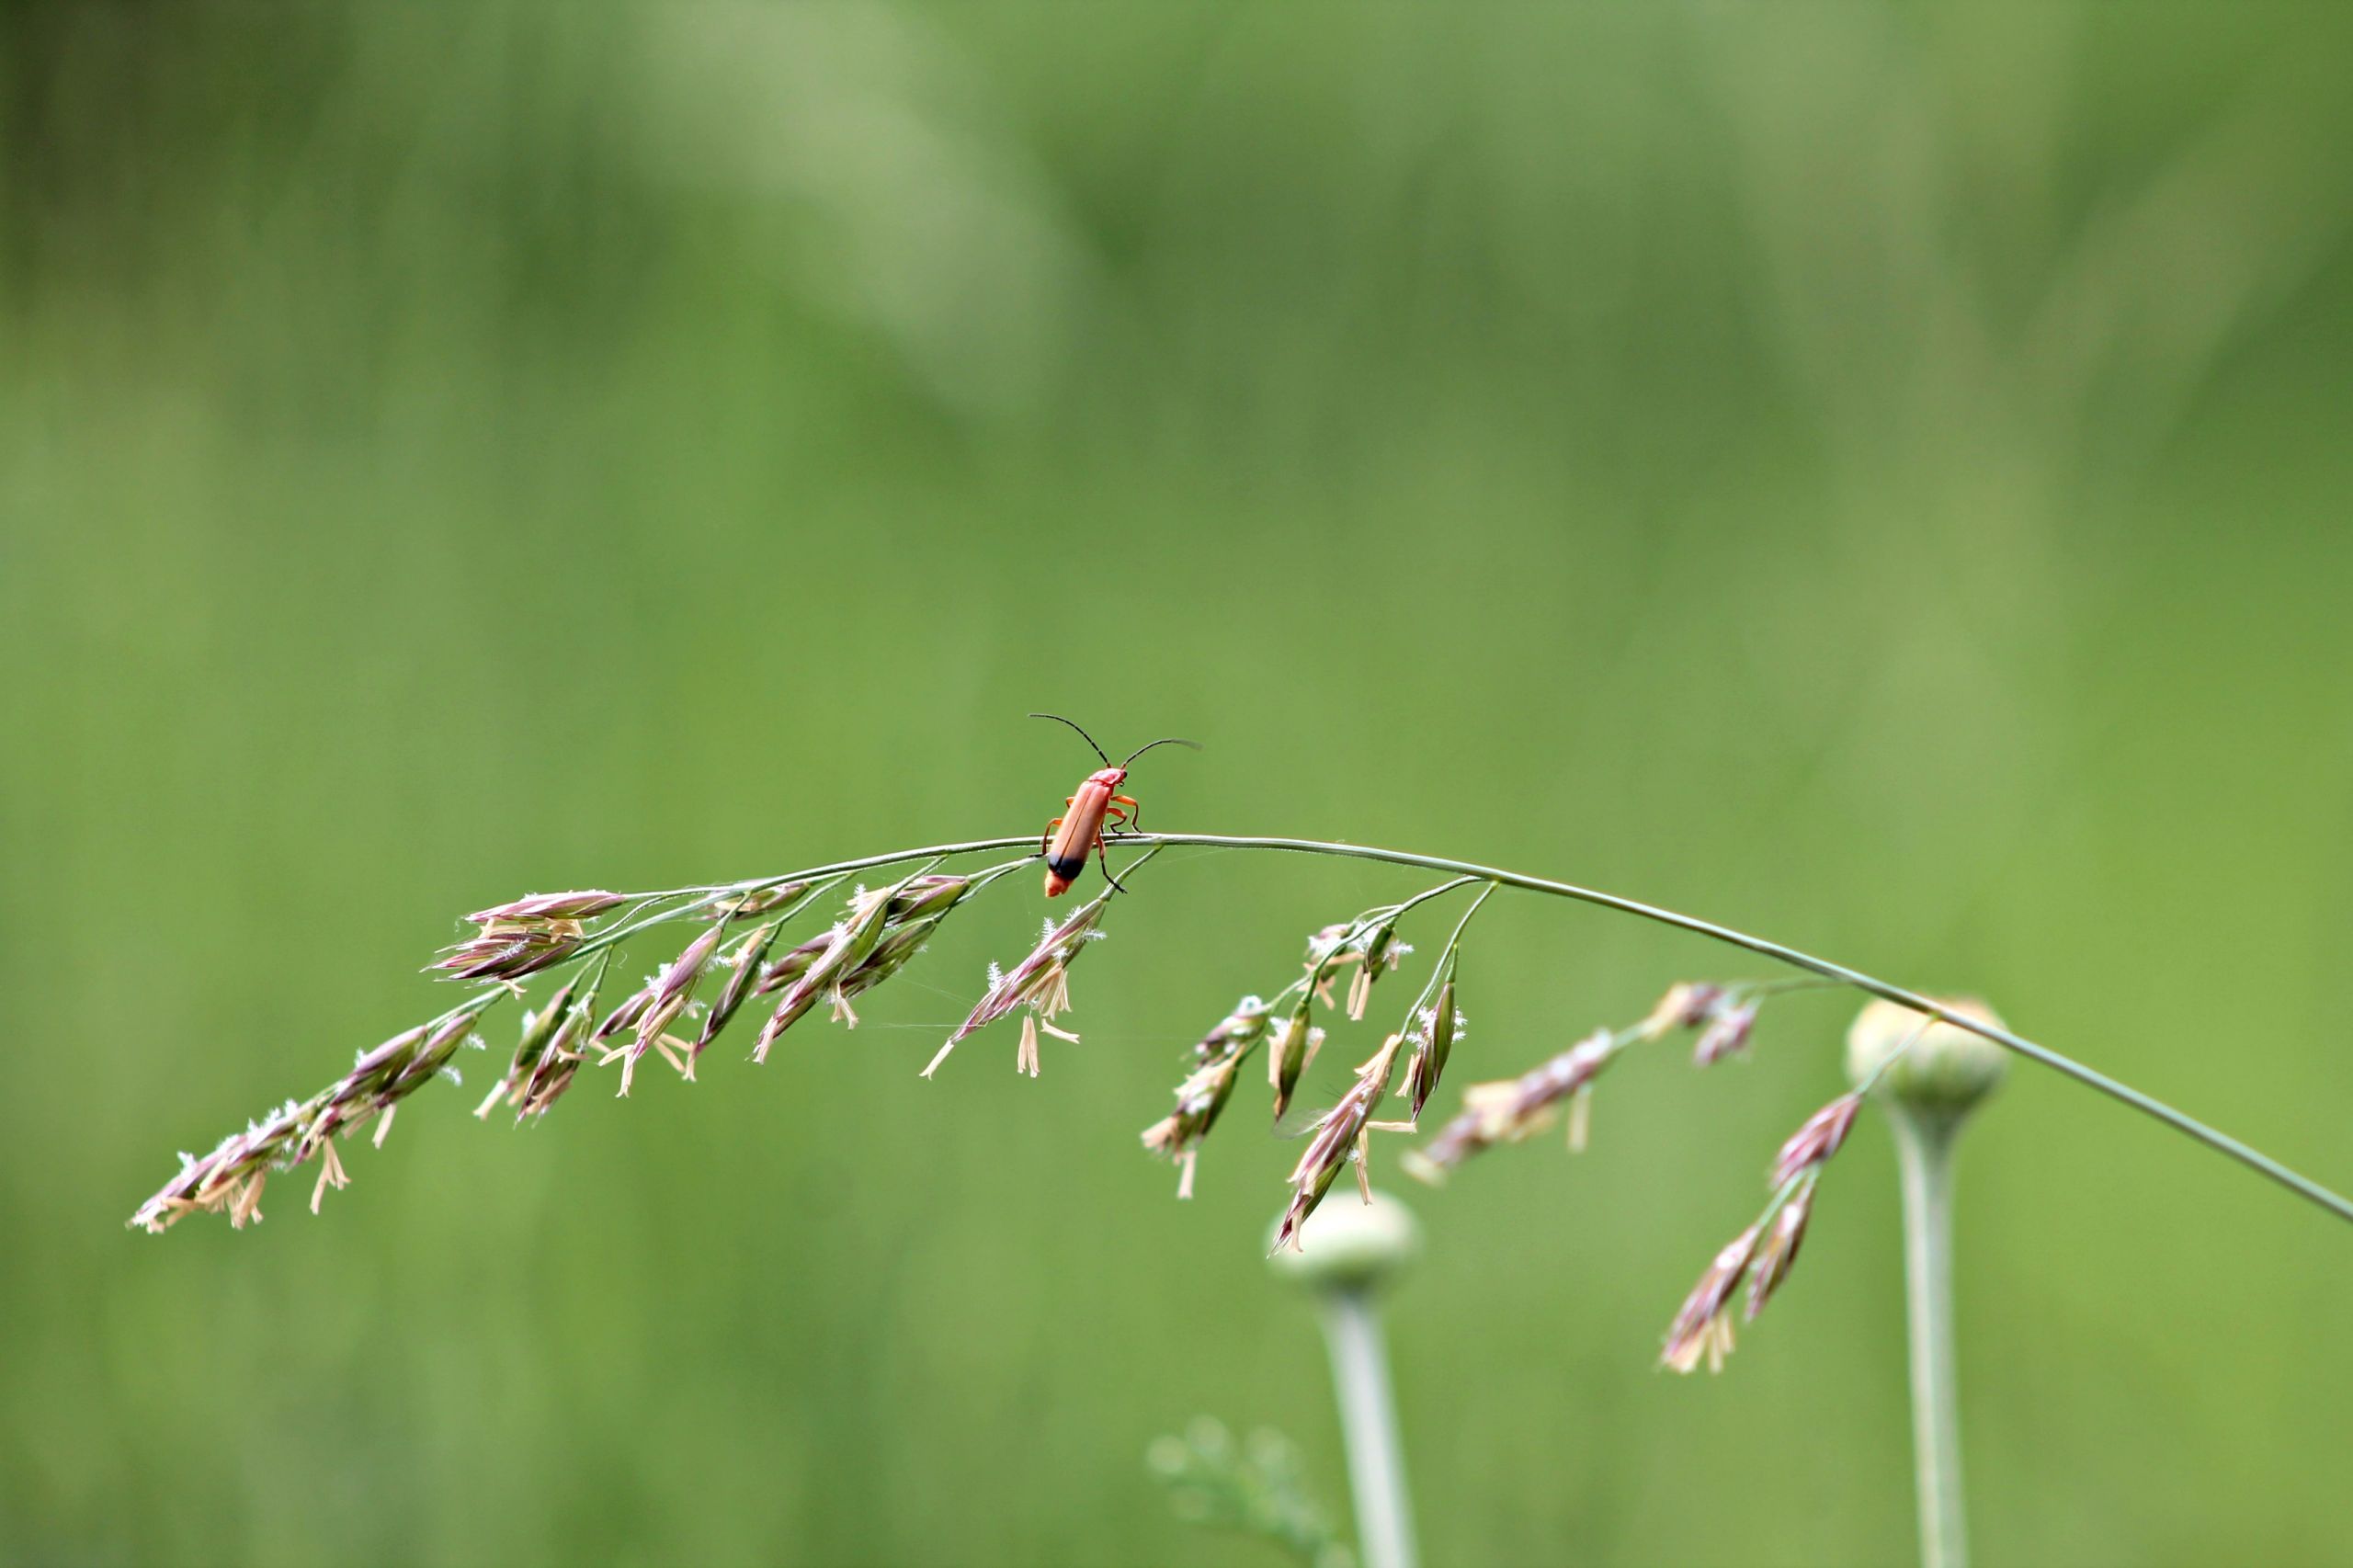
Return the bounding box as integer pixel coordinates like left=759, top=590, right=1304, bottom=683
left=128, top=830, right=2353, bottom=1240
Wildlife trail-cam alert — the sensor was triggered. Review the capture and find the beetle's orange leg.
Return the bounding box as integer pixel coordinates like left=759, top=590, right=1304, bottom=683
left=1040, top=816, right=1063, bottom=857
left=1096, top=827, right=1130, bottom=893
left=1111, top=793, right=1145, bottom=835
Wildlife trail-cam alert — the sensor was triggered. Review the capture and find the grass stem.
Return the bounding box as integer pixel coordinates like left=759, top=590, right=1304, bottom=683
left=699, top=830, right=2350, bottom=1230
left=162, top=828, right=2349, bottom=1239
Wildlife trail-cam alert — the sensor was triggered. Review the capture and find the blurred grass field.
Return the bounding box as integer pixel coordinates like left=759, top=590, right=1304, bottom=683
left=6, top=6, right=2353, bottom=1564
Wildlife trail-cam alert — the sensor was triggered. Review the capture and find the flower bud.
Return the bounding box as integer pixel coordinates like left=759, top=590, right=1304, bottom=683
left=1845, top=995, right=2008, bottom=1119
left=1267, top=1189, right=1421, bottom=1294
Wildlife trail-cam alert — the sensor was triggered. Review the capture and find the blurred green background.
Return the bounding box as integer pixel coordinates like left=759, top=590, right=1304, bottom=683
left=7, top=5, right=2353, bottom=1564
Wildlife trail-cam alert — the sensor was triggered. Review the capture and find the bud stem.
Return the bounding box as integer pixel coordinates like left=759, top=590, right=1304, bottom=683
left=1890, top=1107, right=1968, bottom=1568
left=1315, top=1287, right=1418, bottom=1568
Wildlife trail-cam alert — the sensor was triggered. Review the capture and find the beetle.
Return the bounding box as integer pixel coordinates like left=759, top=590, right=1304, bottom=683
left=1030, top=713, right=1199, bottom=897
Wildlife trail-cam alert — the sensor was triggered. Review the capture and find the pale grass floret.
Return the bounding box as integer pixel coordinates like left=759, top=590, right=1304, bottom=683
left=310, top=1135, right=349, bottom=1215
left=1344, top=935, right=1411, bottom=1021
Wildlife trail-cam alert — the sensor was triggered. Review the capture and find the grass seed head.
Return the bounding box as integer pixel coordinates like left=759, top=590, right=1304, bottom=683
left=1768, top=1093, right=1862, bottom=1188
left=703, top=881, right=810, bottom=919
left=432, top=917, right=587, bottom=982
left=1399, top=970, right=1463, bottom=1121
left=477, top=980, right=577, bottom=1118
left=697, top=923, right=781, bottom=1052
left=131, top=1006, right=488, bottom=1233
left=1640, top=982, right=1724, bottom=1041
left=926, top=895, right=1108, bottom=1078
left=1692, top=998, right=1760, bottom=1067
left=754, top=934, right=830, bottom=997
left=1745, top=1179, right=1816, bottom=1321
left=1192, top=995, right=1271, bottom=1063
left=1141, top=997, right=1272, bottom=1196
left=1409, top=1027, right=1614, bottom=1176
left=516, top=1001, right=593, bottom=1119
left=593, top=983, right=655, bottom=1043
left=438, top=891, right=626, bottom=982
left=1266, top=994, right=1323, bottom=1120
left=1662, top=1224, right=1762, bottom=1374
left=885, top=874, right=971, bottom=924
left=466, top=891, right=627, bottom=923
left=612, top=920, right=727, bottom=1092
left=1303, top=920, right=1412, bottom=1017
left=1273, top=1034, right=1406, bottom=1253
left=756, top=884, right=901, bottom=1062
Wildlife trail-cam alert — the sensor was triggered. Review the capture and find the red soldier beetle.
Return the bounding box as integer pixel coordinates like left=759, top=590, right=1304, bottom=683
left=1030, top=713, right=1199, bottom=897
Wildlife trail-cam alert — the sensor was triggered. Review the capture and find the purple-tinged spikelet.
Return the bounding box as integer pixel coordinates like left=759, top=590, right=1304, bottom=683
left=1745, top=1180, right=1815, bottom=1321
left=1397, top=968, right=1463, bottom=1122
left=1660, top=1092, right=1867, bottom=1372
left=1639, top=982, right=1723, bottom=1040
left=1769, top=1094, right=1861, bottom=1188
left=604, top=920, right=726, bottom=1093
left=1273, top=1033, right=1408, bottom=1253
left=927, top=894, right=1108, bottom=1079
left=1408, top=1028, right=1616, bottom=1178
left=1692, top=999, right=1760, bottom=1067
left=1266, top=994, right=1324, bottom=1120
left=702, top=881, right=810, bottom=919
left=755, top=884, right=898, bottom=1062
left=1661, top=1225, right=1761, bottom=1373
left=475, top=981, right=577, bottom=1119
left=131, top=1010, right=485, bottom=1233
left=697, top=923, right=781, bottom=1059
left=468, top=891, right=628, bottom=923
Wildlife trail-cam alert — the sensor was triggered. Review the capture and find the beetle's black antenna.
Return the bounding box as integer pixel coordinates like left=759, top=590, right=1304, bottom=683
left=1120, top=735, right=1202, bottom=768
left=1029, top=712, right=1109, bottom=767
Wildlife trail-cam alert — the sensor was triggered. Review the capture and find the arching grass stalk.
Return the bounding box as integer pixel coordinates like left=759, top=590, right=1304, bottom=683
left=131, top=829, right=2353, bottom=1240
left=1125, top=835, right=2352, bottom=1227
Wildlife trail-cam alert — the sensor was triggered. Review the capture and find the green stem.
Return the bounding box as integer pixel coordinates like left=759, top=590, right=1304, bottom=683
left=1890, top=1109, right=1967, bottom=1568
left=1314, top=1287, right=1417, bottom=1568
left=553, top=829, right=2353, bottom=1230
left=1389, top=881, right=1495, bottom=1039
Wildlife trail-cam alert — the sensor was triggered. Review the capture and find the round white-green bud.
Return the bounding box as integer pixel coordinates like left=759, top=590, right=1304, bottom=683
left=1267, top=1190, right=1421, bottom=1294
left=1846, top=995, right=2009, bottom=1122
